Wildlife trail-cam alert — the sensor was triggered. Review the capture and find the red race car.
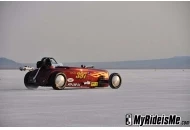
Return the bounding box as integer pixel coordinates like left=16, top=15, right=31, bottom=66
left=24, top=57, right=122, bottom=90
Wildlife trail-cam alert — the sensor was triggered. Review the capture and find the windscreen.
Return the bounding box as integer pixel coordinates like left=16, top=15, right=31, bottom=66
left=50, top=58, right=57, bottom=64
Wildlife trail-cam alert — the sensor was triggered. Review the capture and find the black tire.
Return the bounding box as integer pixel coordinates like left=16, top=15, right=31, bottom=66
left=24, top=71, right=39, bottom=90
left=109, top=73, right=122, bottom=89
left=51, top=73, right=67, bottom=90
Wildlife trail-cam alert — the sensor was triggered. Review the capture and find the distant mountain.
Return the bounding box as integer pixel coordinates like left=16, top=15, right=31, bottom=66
left=63, top=56, right=190, bottom=69
left=0, top=57, right=22, bottom=69
left=0, top=56, right=190, bottom=69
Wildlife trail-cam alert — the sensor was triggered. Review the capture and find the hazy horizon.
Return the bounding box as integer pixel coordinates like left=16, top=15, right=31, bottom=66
left=0, top=2, right=190, bottom=63
left=1, top=55, right=190, bottom=64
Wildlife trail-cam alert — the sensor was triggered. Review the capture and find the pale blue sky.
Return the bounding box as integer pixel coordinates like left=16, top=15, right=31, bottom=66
left=0, top=2, right=190, bottom=63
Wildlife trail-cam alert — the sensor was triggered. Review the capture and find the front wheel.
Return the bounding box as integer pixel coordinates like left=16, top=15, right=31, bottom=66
left=109, top=73, right=122, bottom=89
left=51, top=73, right=67, bottom=90
left=24, top=71, right=39, bottom=90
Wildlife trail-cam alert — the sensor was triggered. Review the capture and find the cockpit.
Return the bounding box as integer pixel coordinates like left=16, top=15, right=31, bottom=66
left=37, top=57, right=63, bottom=68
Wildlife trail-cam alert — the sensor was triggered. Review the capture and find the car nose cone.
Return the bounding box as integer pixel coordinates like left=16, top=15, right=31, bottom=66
left=112, top=75, right=120, bottom=87
left=55, top=75, right=65, bottom=87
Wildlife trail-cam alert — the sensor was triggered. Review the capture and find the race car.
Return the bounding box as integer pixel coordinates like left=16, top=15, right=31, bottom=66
left=24, top=57, right=122, bottom=90
left=19, top=66, right=34, bottom=71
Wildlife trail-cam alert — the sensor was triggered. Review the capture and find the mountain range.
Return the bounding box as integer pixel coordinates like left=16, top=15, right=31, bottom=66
left=0, top=56, right=190, bottom=69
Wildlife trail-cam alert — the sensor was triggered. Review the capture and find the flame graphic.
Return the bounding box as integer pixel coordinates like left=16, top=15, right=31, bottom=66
left=90, top=72, right=108, bottom=78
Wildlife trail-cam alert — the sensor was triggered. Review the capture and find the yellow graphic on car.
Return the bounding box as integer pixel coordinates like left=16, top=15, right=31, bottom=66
left=76, top=72, right=87, bottom=79
left=91, top=82, right=98, bottom=87
left=90, top=72, right=109, bottom=78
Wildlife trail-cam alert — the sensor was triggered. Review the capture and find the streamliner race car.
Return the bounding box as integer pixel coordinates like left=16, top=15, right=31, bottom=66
left=24, top=57, right=122, bottom=90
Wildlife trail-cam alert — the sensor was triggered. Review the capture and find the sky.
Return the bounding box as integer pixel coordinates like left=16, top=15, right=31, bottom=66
left=0, top=1, right=190, bottom=63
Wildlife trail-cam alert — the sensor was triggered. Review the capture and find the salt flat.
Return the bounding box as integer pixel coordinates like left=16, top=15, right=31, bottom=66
left=0, top=69, right=190, bottom=126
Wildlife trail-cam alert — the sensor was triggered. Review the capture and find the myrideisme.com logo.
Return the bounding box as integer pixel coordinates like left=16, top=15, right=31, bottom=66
left=126, top=114, right=182, bottom=126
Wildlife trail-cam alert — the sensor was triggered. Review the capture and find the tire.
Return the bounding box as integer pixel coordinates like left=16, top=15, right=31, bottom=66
left=24, top=71, right=39, bottom=90
left=109, top=73, right=122, bottom=89
left=51, top=73, right=67, bottom=90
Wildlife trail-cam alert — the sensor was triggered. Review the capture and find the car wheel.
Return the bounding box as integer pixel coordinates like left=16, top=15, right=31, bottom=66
left=109, top=73, right=122, bottom=89
left=24, top=71, right=39, bottom=90
left=52, top=73, right=67, bottom=90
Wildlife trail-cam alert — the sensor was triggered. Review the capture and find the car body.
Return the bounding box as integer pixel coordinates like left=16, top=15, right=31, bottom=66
left=24, top=57, right=122, bottom=90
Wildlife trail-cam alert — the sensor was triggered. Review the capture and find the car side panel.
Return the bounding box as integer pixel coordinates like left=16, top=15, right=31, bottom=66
left=31, top=67, right=109, bottom=87
left=64, top=69, right=109, bottom=87
left=64, top=68, right=89, bottom=87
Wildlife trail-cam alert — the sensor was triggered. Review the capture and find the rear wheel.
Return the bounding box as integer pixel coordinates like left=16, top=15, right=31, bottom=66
left=51, top=73, right=67, bottom=90
left=24, top=71, right=39, bottom=90
left=109, top=73, right=122, bottom=89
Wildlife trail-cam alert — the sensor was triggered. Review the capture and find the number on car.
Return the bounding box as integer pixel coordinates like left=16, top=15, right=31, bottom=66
left=76, top=72, right=87, bottom=79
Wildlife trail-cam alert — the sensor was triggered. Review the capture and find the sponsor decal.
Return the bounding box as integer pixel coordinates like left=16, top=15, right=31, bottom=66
left=84, top=81, right=90, bottom=85
left=125, top=114, right=189, bottom=126
left=67, top=78, right=74, bottom=82
left=91, top=82, right=98, bottom=87
left=76, top=72, right=87, bottom=79
left=68, top=83, right=80, bottom=87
